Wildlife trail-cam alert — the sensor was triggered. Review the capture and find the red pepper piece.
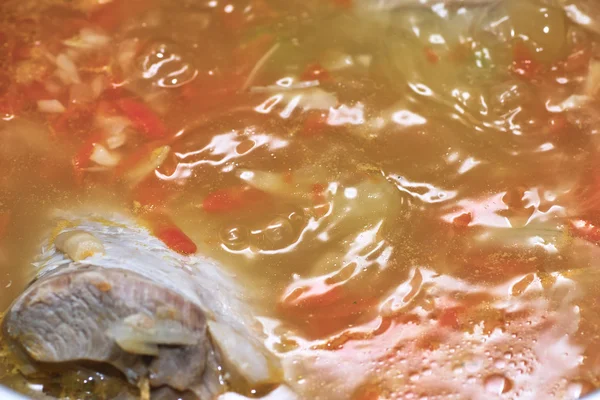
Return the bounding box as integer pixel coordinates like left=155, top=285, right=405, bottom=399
left=146, top=213, right=196, bottom=255
left=155, top=225, right=197, bottom=255
left=202, top=186, right=268, bottom=213
left=115, top=98, right=167, bottom=139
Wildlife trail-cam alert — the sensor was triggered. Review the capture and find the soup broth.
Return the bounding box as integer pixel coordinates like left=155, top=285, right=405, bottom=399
left=2, top=0, right=600, bottom=399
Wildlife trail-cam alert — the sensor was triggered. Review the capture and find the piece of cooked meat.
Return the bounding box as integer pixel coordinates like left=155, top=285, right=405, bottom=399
left=2, top=211, right=282, bottom=399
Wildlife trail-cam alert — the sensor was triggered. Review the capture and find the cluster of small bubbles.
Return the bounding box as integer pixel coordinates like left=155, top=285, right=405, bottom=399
left=220, top=224, right=250, bottom=251
left=264, top=216, right=294, bottom=246
left=221, top=212, right=302, bottom=251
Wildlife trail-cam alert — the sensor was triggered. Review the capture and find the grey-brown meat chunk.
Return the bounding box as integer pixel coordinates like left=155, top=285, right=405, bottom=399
left=2, top=211, right=282, bottom=399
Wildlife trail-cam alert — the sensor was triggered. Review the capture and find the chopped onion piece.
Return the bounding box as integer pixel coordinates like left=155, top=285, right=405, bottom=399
left=55, top=230, right=105, bottom=261
left=118, top=38, right=139, bottom=74
left=90, top=144, right=121, bottom=167
left=55, top=53, right=81, bottom=84
left=64, top=28, right=110, bottom=49
left=37, top=99, right=66, bottom=113
left=96, top=116, right=130, bottom=149
left=91, top=75, right=107, bottom=99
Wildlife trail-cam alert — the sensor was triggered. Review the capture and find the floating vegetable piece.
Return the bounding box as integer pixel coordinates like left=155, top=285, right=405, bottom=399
left=116, top=97, right=167, bottom=139
left=55, top=230, right=105, bottom=261
left=37, top=99, right=66, bottom=113
left=121, top=145, right=170, bottom=186
left=90, top=144, right=121, bottom=167
left=146, top=214, right=197, bottom=255
left=72, top=131, right=105, bottom=183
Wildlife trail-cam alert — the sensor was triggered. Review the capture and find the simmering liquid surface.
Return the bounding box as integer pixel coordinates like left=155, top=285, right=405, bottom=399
left=2, top=0, right=600, bottom=398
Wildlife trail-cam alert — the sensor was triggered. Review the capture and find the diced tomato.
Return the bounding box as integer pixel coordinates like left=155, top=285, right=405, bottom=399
left=301, top=63, right=331, bottom=82
left=302, top=110, right=329, bottom=136
left=424, top=46, right=440, bottom=64
left=115, top=98, right=167, bottom=139
left=569, top=219, right=600, bottom=245
left=202, top=185, right=268, bottom=213
left=512, top=41, right=542, bottom=80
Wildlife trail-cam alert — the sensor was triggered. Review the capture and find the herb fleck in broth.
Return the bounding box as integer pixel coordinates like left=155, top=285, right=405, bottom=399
left=1, top=0, right=600, bottom=398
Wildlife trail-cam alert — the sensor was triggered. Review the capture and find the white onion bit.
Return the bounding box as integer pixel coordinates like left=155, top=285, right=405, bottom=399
left=90, top=144, right=122, bottom=167
left=37, top=99, right=66, bottom=113
left=56, top=53, right=81, bottom=84
left=55, top=230, right=105, bottom=261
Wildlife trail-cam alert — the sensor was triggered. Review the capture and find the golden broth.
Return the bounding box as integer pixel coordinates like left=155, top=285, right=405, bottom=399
left=2, top=0, right=600, bottom=398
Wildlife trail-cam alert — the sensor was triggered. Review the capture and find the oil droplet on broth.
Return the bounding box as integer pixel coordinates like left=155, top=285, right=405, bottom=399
left=484, top=374, right=514, bottom=394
